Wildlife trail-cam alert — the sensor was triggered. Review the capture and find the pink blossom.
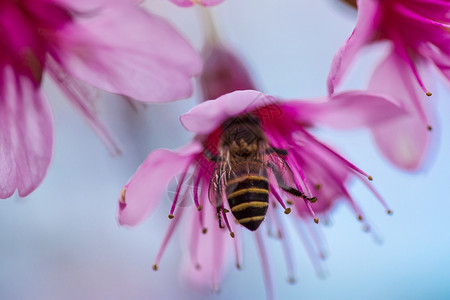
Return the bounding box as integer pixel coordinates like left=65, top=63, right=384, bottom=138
left=169, top=0, right=225, bottom=7
left=118, top=90, right=405, bottom=296
left=200, top=43, right=256, bottom=101
left=0, top=0, right=201, bottom=198
left=328, top=0, right=443, bottom=169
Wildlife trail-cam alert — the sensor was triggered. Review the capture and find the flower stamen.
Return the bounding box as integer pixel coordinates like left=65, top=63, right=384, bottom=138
left=154, top=206, right=185, bottom=271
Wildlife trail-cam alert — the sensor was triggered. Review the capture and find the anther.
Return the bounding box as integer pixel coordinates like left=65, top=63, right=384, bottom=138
left=120, top=188, right=126, bottom=204
left=202, top=228, right=208, bottom=234
left=314, top=218, right=319, bottom=224
left=368, top=175, right=373, bottom=181
left=287, top=200, right=293, bottom=205
left=152, top=264, right=158, bottom=271
left=387, top=209, right=393, bottom=215
left=426, top=92, right=432, bottom=97
left=168, top=214, right=174, bottom=219
left=427, top=125, right=432, bottom=131
left=236, top=263, right=242, bottom=270
left=308, top=196, right=317, bottom=203
left=195, top=263, right=201, bottom=270
left=288, top=277, right=296, bottom=284
left=284, top=208, right=291, bottom=215
left=358, top=215, right=363, bottom=221
left=197, top=205, right=203, bottom=211
left=230, top=232, right=235, bottom=238
left=223, top=208, right=229, bottom=213
left=315, top=184, right=321, bottom=190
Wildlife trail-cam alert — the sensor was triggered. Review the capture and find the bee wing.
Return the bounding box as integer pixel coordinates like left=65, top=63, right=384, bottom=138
left=265, top=149, right=305, bottom=198
left=208, top=162, right=227, bottom=208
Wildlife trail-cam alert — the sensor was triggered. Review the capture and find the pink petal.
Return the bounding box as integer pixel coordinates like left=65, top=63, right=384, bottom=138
left=169, top=0, right=225, bottom=7
left=368, top=51, right=431, bottom=170
left=51, top=2, right=201, bottom=102
left=370, top=114, right=430, bottom=171
left=327, top=0, right=380, bottom=94
left=117, top=141, right=202, bottom=226
left=46, top=58, right=120, bottom=155
left=54, top=0, right=129, bottom=11
left=0, top=68, right=53, bottom=198
left=180, top=90, right=277, bottom=134
left=285, top=91, right=407, bottom=129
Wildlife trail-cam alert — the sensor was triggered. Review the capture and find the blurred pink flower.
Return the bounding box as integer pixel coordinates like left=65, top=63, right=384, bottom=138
left=328, top=0, right=442, bottom=169
left=200, top=43, right=256, bottom=101
left=169, top=0, right=225, bottom=7
left=118, top=90, right=404, bottom=297
left=0, top=0, right=201, bottom=198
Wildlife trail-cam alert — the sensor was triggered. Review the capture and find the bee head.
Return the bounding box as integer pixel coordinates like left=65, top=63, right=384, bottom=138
left=221, top=114, right=263, bottom=150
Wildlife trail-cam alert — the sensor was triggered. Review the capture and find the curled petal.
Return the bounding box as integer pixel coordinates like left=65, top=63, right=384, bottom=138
left=0, top=68, right=53, bottom=198
left=180, top=90, right=276, bottom=134
left=285, top=91, right=407, bottom=129
left=118, top=141, right=202, bottom=226
left=327, top=0, right=380, bottom=94
left=51, top=2, right=201, bottom=103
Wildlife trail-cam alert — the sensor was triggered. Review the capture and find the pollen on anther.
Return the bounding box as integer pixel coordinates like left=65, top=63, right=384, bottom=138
left=314, top=218, right=319, bottom=224
left=368, top=175, right=373, bottom=181
left=202, top=228, right=208, bottom=234
left=197, top=205, right=203, bottom=211
left=152, top=264, right=158, bottom=271
left=308, top=196, right=318, bottom=203
left=426, top=92, right=432, bottom=97
left=168, top=214, right=174, bottom=219
left=284, top=208, right=291, bottom=215
left=230, top=232, right=235, bottom=238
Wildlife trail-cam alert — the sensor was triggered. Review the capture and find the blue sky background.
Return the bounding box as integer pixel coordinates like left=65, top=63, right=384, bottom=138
left=1, top=0, right=449, bottom=299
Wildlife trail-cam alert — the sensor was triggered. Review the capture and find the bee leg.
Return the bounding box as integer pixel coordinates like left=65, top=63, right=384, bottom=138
left=217, top=207, right=225, bottom=228
left=267, top=147, right=288, bottom=156
left=203, top=149, right=220, bottom=162
left=282, top=187, right=317, bottom=203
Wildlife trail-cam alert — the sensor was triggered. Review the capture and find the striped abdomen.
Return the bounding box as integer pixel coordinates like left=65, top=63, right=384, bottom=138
left=226, top=168, right=269, bottom=231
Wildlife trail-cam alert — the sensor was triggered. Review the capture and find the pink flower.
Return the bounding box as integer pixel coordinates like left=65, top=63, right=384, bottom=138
left=118, top=90, right=404, bottom=297
left=200, top=42, right=256, bottom=101
left=328, top=0, right=442, bottom=169
left=0, top=0, right=201, bottom=198
left=169, top=0, right=225, bottom=7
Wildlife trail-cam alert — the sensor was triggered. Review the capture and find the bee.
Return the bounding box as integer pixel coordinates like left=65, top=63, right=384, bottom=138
left=206, top=113, right=317, bottom=232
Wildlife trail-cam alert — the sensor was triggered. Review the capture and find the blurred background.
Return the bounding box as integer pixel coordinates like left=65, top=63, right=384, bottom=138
left=1, top=0, right=449, bottom=299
